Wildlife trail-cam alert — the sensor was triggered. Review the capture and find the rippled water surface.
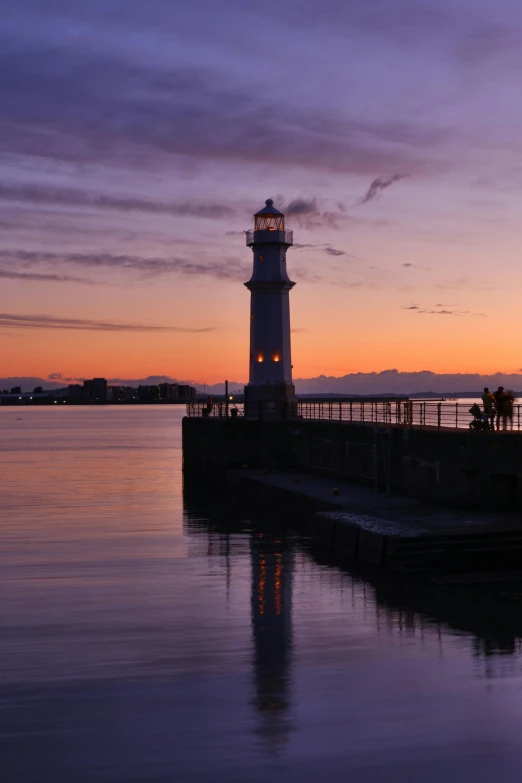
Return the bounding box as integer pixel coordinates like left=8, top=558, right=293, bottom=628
left=3, top=406, right=522, bottom=782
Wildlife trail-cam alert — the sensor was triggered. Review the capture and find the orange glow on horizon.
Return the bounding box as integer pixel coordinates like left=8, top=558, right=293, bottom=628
left=4, top=247, right=522, bottom=385
left=5, top=326, right=522, bottom=386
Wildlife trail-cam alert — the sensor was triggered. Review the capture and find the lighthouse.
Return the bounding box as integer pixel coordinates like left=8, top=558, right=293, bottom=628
left=244, top=199, right=296, bottom=417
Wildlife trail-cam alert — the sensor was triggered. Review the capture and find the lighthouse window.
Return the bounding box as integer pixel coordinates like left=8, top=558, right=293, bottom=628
left=257, top=354, right=264, bottom=363
left=259, top=255, right=264, bottom=261
left=281, top=256, right=285, bottom=262
left=255, top=215, right=285, bottom=231
left=273, top=350, right=280, bottom=362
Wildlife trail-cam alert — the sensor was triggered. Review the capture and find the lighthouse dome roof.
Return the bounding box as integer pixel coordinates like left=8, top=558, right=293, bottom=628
left=254, top=198, right=284, bottom=217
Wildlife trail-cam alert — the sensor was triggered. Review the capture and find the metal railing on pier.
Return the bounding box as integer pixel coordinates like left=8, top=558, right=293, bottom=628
left=298, top=399, right=521, bottom=430
left=186, top=401, right=244, bottom=419
left=186, top=398, right=522, bottom=431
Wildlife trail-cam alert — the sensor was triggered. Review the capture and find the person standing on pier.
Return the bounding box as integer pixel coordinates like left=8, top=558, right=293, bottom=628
left=493, top=386, right=511, bottom=430
left=481, top=387, right=495, bottom=431
left=505, top=390, right=515, bottom=430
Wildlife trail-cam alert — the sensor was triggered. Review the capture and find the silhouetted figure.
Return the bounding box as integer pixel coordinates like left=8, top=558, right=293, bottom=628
left=481, top=387, right=495, bottom=430
left=505, top=390, right=515, bottom=430
left=494, top=386, right=506, bottom=430
left=202, top=395, right=213, bottom=418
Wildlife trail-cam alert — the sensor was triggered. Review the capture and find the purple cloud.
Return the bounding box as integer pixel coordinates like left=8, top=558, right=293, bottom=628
left=359, top=174, right=409, bottom=205
left=0, top=250, right=250, bottom=282
left=0, top=182, right=235, bottom=219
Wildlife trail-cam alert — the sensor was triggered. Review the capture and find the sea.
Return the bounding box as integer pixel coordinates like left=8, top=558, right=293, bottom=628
left=3, top=405, right=522, bottom=782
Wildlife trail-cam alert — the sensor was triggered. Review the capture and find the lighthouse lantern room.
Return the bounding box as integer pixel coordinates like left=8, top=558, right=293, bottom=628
left=244, top=199, right=297, bottom=417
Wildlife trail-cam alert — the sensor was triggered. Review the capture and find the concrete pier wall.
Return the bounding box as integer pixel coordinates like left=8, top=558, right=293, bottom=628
left=183, top=417, right=522, bottom=511
left=224, top=470, right=522, bottom=576
left=290, top=420, right=522, bottom=511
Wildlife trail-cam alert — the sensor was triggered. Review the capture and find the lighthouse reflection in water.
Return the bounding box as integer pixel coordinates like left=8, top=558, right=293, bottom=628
left=250, top=531, right=293, bottom=747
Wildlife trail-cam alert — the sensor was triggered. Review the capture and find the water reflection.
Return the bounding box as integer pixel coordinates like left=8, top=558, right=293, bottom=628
left=182, top=496, right=295, bottom=751
left=313, top=550, right=522, bottom=684
left=184, top=494, right=522, bottom=699
left=364, top=572, right=522, bottom=680
left=250, top=531, right=293, bottom=749
left=7, top=407, right=522, bottom=780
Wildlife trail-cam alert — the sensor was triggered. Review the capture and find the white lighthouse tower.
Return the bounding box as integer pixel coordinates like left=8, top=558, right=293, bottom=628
left=244, top=199, right=296, bottom=417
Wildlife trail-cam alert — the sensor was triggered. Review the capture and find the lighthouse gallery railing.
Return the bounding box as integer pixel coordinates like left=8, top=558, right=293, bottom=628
left=245, top=229, right=293, bottom=245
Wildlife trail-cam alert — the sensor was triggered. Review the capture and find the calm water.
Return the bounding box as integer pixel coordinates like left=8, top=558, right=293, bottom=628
left=3, top=407, right=522, bottom=782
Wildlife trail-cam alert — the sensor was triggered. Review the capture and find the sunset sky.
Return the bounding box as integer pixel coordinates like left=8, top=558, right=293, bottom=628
left=2, top=0, right=522, bottom=385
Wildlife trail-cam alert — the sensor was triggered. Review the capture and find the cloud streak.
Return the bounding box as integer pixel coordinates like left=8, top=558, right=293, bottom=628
left=434, top=277, right=493, bottom=291
left=0, top=313, right=214, bottom=332
left=281, top=197, right=344, bottom=229
left=403, top=305, right=486, bottom=317
left=360, top=174, right=409, bottom=204
left=0, top=182, right=235, bottom=219
left=0, top=250, right=249, bottom=282
left=323, top=246, right=346, bottom=256
left=0, top=269, right=95, bottom=284
left=402, top=262, right=431, bottom=271
left=294, top=242, right=363, bottom=260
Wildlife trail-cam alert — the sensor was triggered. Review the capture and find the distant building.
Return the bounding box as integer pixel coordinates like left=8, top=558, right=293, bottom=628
left=138, top=383, right=196, bottom=402
left=67, top=384, right=87, bottom=403
left=158, top=383, right=176, bottom=401
left=67, top=378, right=107, bottom=403
left=177, top=384, right=196, bottom=401
left=50, top=387, right=68, bottom=400
left=66, top=379, right=195, bottom=403
left=0, top=391, right=54, bottom=405
left=84, top=378, right=107, bottom=403
left=109, top=386, right=138, bottom=402
left=138, top=385, right=161, bottom=402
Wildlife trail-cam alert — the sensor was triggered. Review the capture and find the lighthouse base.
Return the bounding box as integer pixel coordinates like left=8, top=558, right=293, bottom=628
left=244, top=382, right=297, bottom=419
